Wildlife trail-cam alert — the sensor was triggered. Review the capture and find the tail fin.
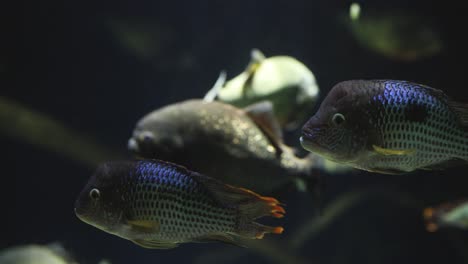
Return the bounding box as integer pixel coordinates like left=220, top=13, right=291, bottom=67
left=229, top=188, right=285, bottom=239
left=191, top=172, right=285, bottom=239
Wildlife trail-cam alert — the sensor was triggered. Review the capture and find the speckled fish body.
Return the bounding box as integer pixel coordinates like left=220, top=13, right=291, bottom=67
left=128, top=100, right=316, bottom=193
left=75, top=160, right=285, bottom=249
left=301, top=80, right=468, bottom=174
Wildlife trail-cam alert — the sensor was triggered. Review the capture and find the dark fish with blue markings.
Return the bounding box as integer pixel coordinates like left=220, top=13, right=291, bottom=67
left=75, top=160, right=285, bottom=249
left=300, top=80, right=468, bottom=174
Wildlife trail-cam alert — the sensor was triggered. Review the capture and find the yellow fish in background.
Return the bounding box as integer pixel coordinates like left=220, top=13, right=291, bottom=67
left=345, top=3, right=443, bottom=62
left=0, top=243, right=77, bottom=264
left=204, top=49, right=319, bottom=130
left=424, top=200, right=468, bottom=232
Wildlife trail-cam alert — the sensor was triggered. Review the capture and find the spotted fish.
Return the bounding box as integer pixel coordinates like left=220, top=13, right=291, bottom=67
left=75, top=159, right=285, bottom=249
left=128, top=100, right=318, bottom=193
left=301, top=80, right=468, bottom=174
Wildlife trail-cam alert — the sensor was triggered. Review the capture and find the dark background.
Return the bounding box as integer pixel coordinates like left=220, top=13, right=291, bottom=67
left=3, top=0, right=468, bottom=263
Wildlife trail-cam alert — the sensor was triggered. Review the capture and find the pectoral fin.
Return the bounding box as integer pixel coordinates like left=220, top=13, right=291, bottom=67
left=127, top=220, right=160, bottom=233
left=372, top=145, right=416, bottom=156
left=131, top=239, right=178, bottom=249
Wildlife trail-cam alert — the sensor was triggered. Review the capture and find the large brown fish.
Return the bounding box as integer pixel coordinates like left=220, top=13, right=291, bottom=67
left=128, top=100, right=317, bottom=193
left=301, top=80, right=468, bottom=174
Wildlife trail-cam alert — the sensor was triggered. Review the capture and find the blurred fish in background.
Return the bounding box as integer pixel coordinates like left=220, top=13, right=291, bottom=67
left=128, top=99, right=319, bottom=194
left=204, top=49, right=319, bottom=130
left=424, top=199, right=468, bottom=232
left=0, top=97, right=120, bottom=167
left=0, top=243, right=77, bottom=264
left=345, top=3, right=443, bottom=62
left=107, top=19, right=174, bottom=60
left=106, top=18, right=198, bottom=71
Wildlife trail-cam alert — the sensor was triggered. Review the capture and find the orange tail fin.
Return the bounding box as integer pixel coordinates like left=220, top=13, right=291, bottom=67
left=191, top=172, right=286, bottom=239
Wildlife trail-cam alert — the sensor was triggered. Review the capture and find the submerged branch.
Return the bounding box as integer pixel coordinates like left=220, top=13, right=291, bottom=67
left=290, top=190, right=423, bottom=249
left=194, top=239, right=309, bottom=264
left=0, top=96, right=122, bottom=166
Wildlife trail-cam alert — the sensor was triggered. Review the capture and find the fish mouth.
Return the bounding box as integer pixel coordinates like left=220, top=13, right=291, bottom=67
left=75, top=207, right=93, bottom=226
left=300, top=126, right=324, bottom=151
left=74, top=207, right=122, bottom=234
left=300, top=126, right=335, bottom=158
left=300, top=135, right=320, bottom=152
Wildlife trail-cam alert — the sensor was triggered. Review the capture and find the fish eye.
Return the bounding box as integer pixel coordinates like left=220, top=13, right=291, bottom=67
left=332, top=113, right=345, bottom=126
left=140, top=132, right=154, bottom=143
left=89, top=188, right=100, bottom=200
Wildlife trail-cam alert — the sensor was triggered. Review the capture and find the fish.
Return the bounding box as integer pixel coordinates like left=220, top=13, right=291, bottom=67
left=345, top=5, right=442, bottom=61
left=128, top=99, right=318, bottom=194
left=424, top=200, right=468, bottom=232
left=0, top=243, right=77, bottom=264
left=107, top=19, right=174, bottom=60
left=300, top=80, right=468, bottom=174
left=204, top=49, right=319, bottom=129
left=74, top=159, right=285, bottom=249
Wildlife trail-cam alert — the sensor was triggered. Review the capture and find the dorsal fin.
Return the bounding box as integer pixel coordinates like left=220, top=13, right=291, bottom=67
left=243, top=101, right=284, bottom=156
left=190, top=172, right=280, bottom=206
left=204, top=71, right=227, bottom=102
left=250, top=49, right=266, bottom=65
left=190, top=172, right=284, bottom=215
left=447, top=100, right=468, bottom=131
left=410, top=82, right=468, bottom=131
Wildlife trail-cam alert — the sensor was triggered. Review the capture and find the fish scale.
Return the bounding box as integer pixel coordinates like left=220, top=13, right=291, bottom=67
left=361, top=81, right=468, bottom=171
left=114, top=161, right=235, bottom=241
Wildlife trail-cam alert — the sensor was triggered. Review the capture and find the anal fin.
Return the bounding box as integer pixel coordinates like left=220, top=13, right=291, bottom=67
left=420, top=158, right=468, bottom=171
left=131, top=239, right=178, bottom=249
left=192, top=233, right=246, bottom=247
